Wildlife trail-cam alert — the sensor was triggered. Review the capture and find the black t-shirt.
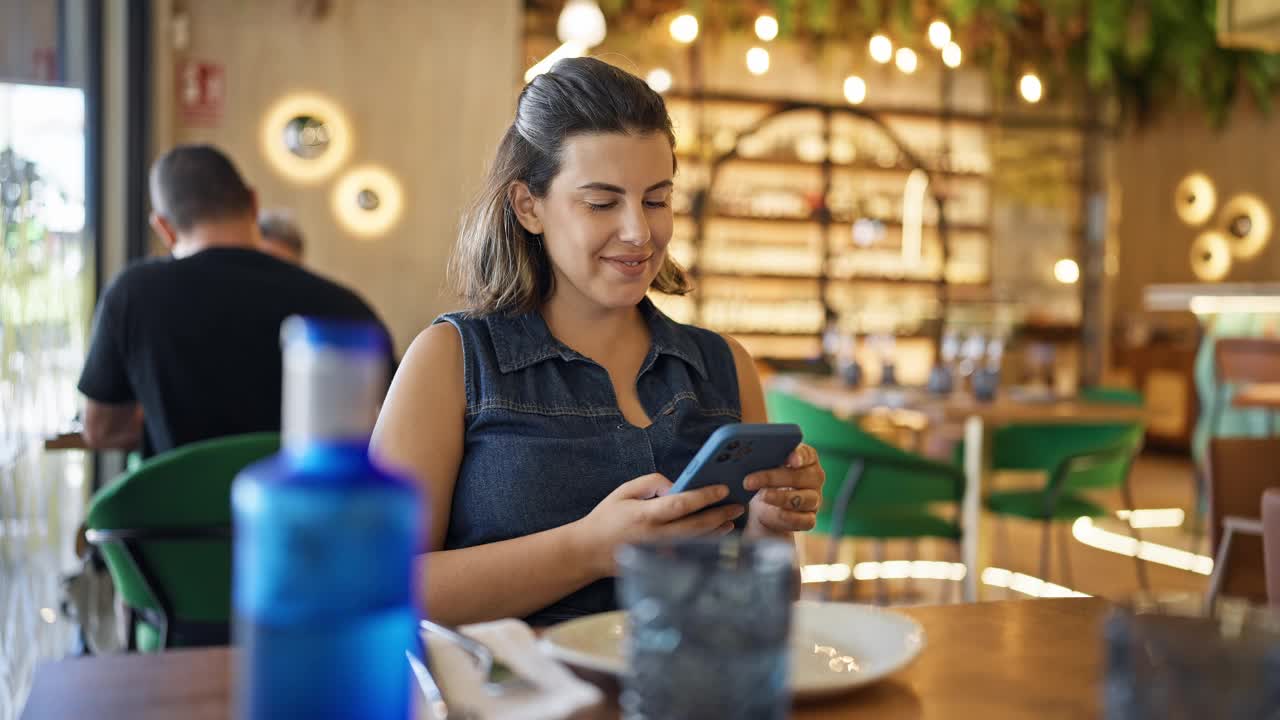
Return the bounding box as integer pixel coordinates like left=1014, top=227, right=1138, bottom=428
left=77, top=247, right=390, bottom=456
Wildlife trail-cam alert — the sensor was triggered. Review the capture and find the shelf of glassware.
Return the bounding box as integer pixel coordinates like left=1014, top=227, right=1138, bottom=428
left=672, top=219, right=991, bottom=288
left=666, top=95, right=992, bottom=178
left=672, top=159, right=991, bottom=231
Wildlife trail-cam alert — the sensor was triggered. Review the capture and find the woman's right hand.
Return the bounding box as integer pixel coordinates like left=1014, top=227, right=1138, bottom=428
left=571, top=473, right=746, bottom=579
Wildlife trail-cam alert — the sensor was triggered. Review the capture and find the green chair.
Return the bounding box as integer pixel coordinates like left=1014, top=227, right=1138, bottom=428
left=974, top=422, right=1148, bottom=590
left=85, top=432, right=280, bottom=652
left=1078, top=386, right=1144, bottom=406
left=766, top=390, right=966, bottom=601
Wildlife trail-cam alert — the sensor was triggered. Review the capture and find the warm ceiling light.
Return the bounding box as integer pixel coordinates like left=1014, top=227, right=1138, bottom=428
left=942, top=42, right=962, bottom=68
left=928, top=20, right=951, bottom=49
left=670, top=13, right=699, bottom=44
left=755, top=14, right=778, bottom=42
left=1054, top=258, right=1080, bottom=284
left=746, top=47, right=770, bottom=75
left=895, top=47, right=918, bottom=74
left=869, top=34, right=893, bottom=64
left=843, top=75, right=867, bottom=104
left=646, top=67, right=673, bottom=93
left=556, top=0, right=606, bottom=48
left=1019, top=72, right=1043, bottom=103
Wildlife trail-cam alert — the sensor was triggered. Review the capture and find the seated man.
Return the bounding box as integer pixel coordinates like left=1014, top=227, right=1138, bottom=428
left=257, top=209, right=305, bottom=265
left=78, top=144, right=390, bottom=456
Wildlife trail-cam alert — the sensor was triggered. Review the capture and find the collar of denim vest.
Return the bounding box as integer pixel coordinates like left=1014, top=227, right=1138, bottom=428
left=485, top=297, right=709, bottom=379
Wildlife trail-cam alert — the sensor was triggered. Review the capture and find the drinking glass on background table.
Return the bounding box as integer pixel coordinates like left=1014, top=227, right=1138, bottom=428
left=617, top=537, right=795, bottom=720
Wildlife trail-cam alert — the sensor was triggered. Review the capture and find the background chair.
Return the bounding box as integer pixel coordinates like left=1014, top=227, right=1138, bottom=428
left=767, top=390, right=965, bottom=603
left=973, top=422, right=1147, bottom=590
left=1204, top=436, right=1280, bottom=605
left=85, top=432, right=279, bottom=652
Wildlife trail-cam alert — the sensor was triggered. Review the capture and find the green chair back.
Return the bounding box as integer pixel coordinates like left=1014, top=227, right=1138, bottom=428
left=86, top=432, right=280, bottom=651
left=987, top=422, right=1144, bottom=491
left=766, top=389, right=964, bottom=538
left=1078, top=386, right=1144, bottom=406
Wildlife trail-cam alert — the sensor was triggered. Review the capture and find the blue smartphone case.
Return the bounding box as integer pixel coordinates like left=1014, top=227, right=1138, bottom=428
left=669, top=423, right=804, bottom=510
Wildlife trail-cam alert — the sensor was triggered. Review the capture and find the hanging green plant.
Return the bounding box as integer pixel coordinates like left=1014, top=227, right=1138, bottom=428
left=567, top=0, right=1280, bottom=127
left=947, top=0, right=1280, bottom=126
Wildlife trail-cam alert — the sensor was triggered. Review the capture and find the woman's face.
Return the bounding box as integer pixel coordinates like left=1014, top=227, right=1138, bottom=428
left=524, top=131, right=675, bottom=312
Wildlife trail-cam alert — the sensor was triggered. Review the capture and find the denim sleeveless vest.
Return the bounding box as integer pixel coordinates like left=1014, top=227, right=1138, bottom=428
left=434, top=298, right=742, bottom=626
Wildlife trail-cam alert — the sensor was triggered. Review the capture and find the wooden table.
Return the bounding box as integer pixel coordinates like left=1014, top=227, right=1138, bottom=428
left=769, top=375, right=1150, bottom=601
left=21, top=598, right=1108, bottom=720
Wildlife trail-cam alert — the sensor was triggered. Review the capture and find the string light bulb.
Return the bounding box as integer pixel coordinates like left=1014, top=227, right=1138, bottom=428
left=1054, top=258, right=1080, bottom=284
left=556, top=0, right=606, bottom=48
left=843, top=75, right=867, bottom=104
left=754, top=14, right=778, bottom=42
left=1019, top=72, right=1043, bottom=103
left=746, top=47, right=770, bottom=75
left=669, top=13, right=699, bottom=44
left=869, top=34, right=893, bottom=64
left=928, top=20, right=951, bottom=49
left=895, top=47, right=918, bottom=74
left=646, top=67, right=672, bottom=93
left=942, top=42, right=962, bottom=68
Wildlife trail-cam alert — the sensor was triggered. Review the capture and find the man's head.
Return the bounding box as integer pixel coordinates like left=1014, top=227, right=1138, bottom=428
left=149, top=145, right=258, bottom=256
left=257, top=210, right=305, bottom=264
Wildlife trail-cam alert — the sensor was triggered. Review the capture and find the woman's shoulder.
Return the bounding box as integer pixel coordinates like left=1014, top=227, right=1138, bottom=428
left=403, top=320, right=465, bottom=374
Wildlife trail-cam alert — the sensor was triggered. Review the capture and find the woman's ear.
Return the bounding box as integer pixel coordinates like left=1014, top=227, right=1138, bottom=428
left=508, top=181, right=544, bottom=235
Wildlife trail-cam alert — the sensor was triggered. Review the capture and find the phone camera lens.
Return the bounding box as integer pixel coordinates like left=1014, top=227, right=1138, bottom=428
left=715, top=453, right=730, bottom=463
left=727, top=441, right=740, bottom=450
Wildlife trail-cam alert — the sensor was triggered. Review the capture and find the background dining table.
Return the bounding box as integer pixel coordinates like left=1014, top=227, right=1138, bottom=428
left=20, top=597, right=1109, bottom=720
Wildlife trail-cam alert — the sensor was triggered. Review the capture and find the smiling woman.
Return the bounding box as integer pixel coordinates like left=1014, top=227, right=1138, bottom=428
left=370, top=57, right=825, bottom=627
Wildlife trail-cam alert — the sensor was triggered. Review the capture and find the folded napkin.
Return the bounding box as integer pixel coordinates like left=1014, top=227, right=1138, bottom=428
left=415, top=618, right=603, bottom=720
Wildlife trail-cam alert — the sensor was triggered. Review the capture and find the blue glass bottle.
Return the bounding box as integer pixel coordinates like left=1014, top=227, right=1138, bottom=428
left=233, top=317, right=421, bottom=720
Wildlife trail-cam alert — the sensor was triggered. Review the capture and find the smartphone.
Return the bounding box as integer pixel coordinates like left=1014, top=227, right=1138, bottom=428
left=669, top=423, right=804, bottom=511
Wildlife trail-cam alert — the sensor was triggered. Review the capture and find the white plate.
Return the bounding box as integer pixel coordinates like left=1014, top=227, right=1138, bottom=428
left=540, top=601, right=925, bottom=700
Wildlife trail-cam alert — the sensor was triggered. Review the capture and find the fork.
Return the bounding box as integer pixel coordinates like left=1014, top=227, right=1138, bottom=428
left=420, top=619, right=538, bottom=696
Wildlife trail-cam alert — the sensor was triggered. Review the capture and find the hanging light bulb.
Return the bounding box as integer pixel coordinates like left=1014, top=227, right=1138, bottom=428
left=746, top=47, right=770, bottom=75
left=843, top=75, right=867, bottom=104
left=942, top=42, right=962, bottom=68
left=895, top=47, right=918, bottom=74
left=928, top=20, right=951, bottom=49
left=556, top=0, right=607, bottom=48
left=869, top=34, right=893, bottom=64
left=670, top=13, right=699, bottom=44
left=646, top=67, right=673, bottom=93
left=755, top=14, right=779, bottom=42
left=1054, top=258, right=1080, bottom=284
left=1019, top=72, right=1043, bottom=103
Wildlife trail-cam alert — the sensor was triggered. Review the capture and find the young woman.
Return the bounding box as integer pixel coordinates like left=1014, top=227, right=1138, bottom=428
left=371, top=57, right=824, bottom=626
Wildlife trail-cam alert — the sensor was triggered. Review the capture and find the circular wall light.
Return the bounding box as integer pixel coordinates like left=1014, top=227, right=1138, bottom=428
left=1174, top=172, right=1216, bottom=226
left=1190, top=230, right=1232, bottom=281
left=332, top=165, right=403, bottom=238
left=262, top=92, right=352, bottom=184
left=1219, top=193, right=1272, bottom=259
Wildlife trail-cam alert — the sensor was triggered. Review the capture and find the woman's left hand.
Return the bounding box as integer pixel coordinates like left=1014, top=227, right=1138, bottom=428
left=743, top=443, right=824, bottom=538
